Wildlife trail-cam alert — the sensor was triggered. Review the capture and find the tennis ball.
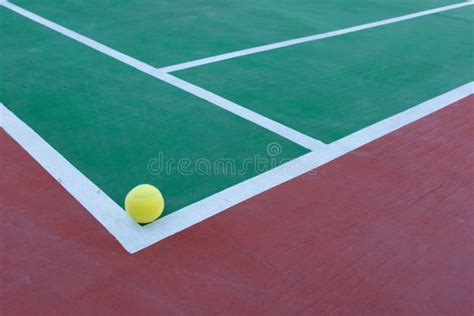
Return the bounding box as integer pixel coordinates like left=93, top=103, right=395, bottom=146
left=125, top=184, right=164, bottom=224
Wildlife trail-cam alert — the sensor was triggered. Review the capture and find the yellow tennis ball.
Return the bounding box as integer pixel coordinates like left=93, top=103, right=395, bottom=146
left=125, top=184, right=164, bottom=224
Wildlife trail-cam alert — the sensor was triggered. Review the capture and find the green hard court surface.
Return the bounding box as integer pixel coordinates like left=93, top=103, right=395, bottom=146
left=0, top=8, right=308, bottom=217
left=8, top=0, right=465, bottom=67
left=176, top=6, right=474, bottom=143
left=1, top=1, right=473, bottom=218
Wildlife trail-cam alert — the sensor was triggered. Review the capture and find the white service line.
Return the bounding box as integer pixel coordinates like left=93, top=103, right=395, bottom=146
left=0, top=0, right=324, bottom=151
left=2, top=83, right=472, bottom=253
left=160, top=73, right=325, bottom=151
left=158, top=1, right=474, bottom=73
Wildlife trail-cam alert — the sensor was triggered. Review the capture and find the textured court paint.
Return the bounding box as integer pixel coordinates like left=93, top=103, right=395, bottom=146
left=10, top=0, right=462, bottom=68
left=176, top=7, right=474, bottom=143
left=0, top=8, right=308, bottom=216
left=1, top=97, right=472, bottom=314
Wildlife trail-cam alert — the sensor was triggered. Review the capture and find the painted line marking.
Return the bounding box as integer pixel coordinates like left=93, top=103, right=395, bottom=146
left=160, top=73, right=325, bottom=151
left=2, top=83, right=472, bottom=253
left=0, top=0, right=324, bottom=152
left=1, top=104, right=142, bottom=253
left=140, top=82, right=474, bottom=251
left=1, top=0, right=472, bottom=252
left=158, top=1, right=474, bottom=73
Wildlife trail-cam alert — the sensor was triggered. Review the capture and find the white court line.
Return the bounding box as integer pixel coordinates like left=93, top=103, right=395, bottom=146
left=3, top=0, right=472, bottom=148
left=2, top=83, right=472, bottom=253
left=1, top=103, right=142, bottom=252
left=1, top=1, right=473, bottom=253
left=158, top=1, right=474, bottom=73
left=138, top=82, right=474, bottom=251
left=0, top=0, right=324, bottom=152
left=159, top=73, right=324, bottom=151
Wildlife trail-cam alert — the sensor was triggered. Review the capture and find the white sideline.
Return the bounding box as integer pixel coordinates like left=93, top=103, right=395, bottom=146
left=0, top=0, right=324, bottom=151
left=2, top=83, right=472, bottom=253
left=0, top=104, right=142, bottom=252
left=158, top=1, right=474, bottom=73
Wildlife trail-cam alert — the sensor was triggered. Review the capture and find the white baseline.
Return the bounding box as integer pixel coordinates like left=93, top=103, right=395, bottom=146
left=136, top=82, right=474, bottom=252
left=2, top=83, right=472, bottom=253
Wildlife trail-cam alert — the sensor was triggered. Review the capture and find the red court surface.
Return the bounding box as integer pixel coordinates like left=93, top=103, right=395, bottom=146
left=1, top=96, right=473, bottom=315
